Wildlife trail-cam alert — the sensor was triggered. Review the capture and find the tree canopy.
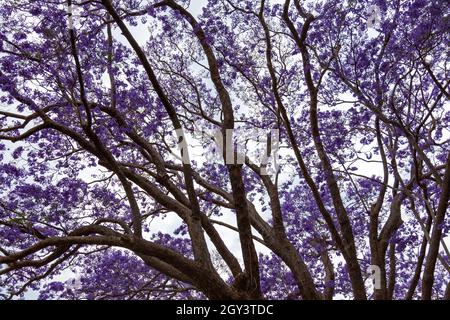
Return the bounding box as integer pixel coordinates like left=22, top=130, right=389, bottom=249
left=0, top=0, right=449, bottom=300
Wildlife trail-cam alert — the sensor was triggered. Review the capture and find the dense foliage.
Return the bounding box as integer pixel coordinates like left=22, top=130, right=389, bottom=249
left=0, top=0, right=449, bottom=300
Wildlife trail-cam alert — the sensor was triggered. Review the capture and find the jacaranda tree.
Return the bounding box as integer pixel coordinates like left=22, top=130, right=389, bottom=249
left=0, top=0, right=449, bottom=300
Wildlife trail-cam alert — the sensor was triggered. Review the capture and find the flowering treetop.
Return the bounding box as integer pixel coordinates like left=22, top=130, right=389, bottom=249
left=0, top=0, right=448, bottom=300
